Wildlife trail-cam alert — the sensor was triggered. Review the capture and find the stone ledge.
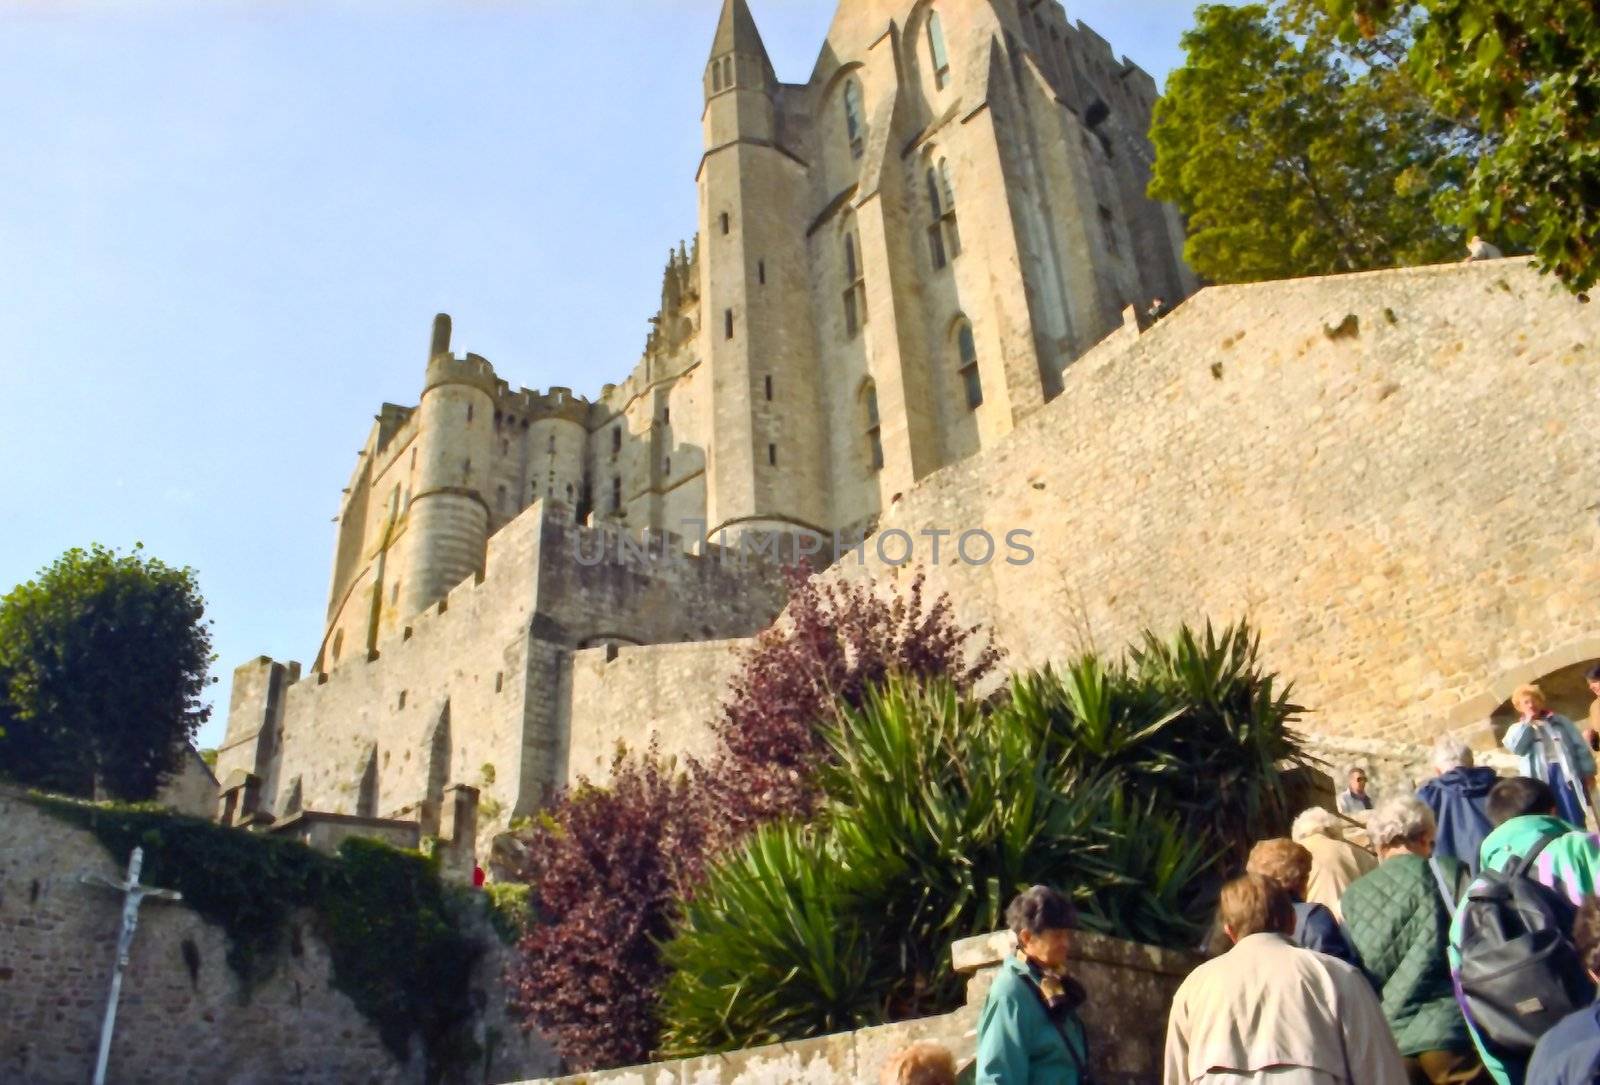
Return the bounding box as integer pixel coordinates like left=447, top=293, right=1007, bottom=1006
left=950, top=927, right=1202, bottom=978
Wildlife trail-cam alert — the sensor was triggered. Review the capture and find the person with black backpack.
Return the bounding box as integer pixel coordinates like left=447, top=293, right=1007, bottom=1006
left=1448, top=777, right=1600, bottom=1084
left=1525, top=895, right=1600, bottom=1083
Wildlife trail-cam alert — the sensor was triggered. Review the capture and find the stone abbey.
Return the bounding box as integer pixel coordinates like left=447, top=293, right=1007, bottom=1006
left=215, top=0, right=1195, bottom=839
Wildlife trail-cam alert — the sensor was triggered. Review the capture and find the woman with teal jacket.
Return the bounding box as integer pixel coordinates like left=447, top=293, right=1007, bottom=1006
left=975, top=885, right=1091, bottom=1084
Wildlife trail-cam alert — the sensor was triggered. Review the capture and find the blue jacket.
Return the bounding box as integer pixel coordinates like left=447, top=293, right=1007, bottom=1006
left=1526, top=1003, right=1600, bottom=1084
left=1292, top=899, right=1359, bottom=967
left=1417, top=766, right=1497, bottom=874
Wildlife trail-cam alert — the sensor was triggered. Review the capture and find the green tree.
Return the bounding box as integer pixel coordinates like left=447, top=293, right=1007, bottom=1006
left=1324, top=0, right=1600, bottom=293
left=0, top=543, right=214, bottom=799
left=1150, top=2, right=1466, bottom=282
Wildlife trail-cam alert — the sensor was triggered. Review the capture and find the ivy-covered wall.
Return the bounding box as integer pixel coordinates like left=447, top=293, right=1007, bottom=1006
left=0, top=785, right=557, bottom=1085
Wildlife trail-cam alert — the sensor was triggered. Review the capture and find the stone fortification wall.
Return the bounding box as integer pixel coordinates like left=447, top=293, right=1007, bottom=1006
left=837, top=260, right=1597, bottom=745
left=0, top=788, right=557, bottom=1085
left=560, top=639, right=745, bottom=784
left=552, top=260, right=1597, bottom=796
left=219, top=501, right=787, bottom=838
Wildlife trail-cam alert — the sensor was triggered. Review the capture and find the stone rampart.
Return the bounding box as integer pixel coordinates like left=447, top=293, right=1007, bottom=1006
left=0, top=788, right=556, bottom=1085
left=840, top=260, right=1598, bottom=745
left=219, top=500, right=787, bottom=838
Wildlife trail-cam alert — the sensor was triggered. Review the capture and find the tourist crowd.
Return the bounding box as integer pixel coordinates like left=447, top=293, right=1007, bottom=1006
left=878, top=673, right=1600, bottom=1085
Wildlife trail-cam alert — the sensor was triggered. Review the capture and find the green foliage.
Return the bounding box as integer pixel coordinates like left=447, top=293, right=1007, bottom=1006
left=1150, top=2, right=1467, bottom=283
left=0, top=543, right=214, bottom=799
left=657, top=621, right=1304, bottom=1057
left=1323, top=0, right=1600, bottom=292
left=198, top=748, right=219, bottom=769
left=29, top=795, right=483, bottom=1082
left=484, top=881, right=534, bottom=943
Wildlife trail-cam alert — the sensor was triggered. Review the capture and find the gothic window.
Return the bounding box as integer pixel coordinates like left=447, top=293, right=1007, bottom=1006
left=764, top=374, right=773, bottom=400
left=927, top=159, right=961, bottom=268
left=768, top=443, right=777, bottom=467
left=611, top=476, right=622, bottom=512
left=712, top=60, right=723, bottom=92
left=927, top=10, right=951, bottom=90
left=957, top=320, right=983, bottom=409
left=724, top=56, right=734, bottom=88
left=862, top=380, right=884, bottom=472
left=725, top=308, right=735, bottom=339
left=611, top=426, right=621, bottom=455
left=758, top=260, right=766, bottom=285
left=842, top=232, right=868, bottom=338
left=843, top=80, right=865, bottom=159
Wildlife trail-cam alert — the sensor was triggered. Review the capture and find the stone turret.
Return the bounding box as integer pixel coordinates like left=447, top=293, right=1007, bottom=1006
left=396, top=313, right=495, bottom=620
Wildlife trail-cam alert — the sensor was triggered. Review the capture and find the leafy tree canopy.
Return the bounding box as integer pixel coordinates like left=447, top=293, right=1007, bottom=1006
left=1322, top=0, right=1600, bottom=292
left=1150, top=2, right=1471, bottom=283
left=0, top=543, right=214, bottom=799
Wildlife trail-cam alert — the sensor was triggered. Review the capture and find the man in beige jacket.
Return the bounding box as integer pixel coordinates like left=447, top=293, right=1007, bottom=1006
left=1164, top=874, right=1406, bottom=1084
left=1291, top=806, right=1377, bottom=922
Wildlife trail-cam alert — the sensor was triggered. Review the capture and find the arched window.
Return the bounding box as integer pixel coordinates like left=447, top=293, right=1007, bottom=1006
left=712, top=60, right=723, bottom=92
left=843, top=80, right=864, bottom=159
left=862, top=381, right=883, bottom=472
left=842, top=232, right=867, bottom=338
left=927, top=158, right=961, bottom=269
left=957, top=321, right=982, bottom=409
left=927, top=10, right=951, bottom=89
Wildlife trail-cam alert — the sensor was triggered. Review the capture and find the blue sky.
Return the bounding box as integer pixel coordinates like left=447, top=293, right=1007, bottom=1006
left=0, top=0, right=1198, bottom=749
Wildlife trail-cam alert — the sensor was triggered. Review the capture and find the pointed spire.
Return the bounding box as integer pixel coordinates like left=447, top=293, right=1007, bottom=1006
left=710, top=0, right=768, bottom=63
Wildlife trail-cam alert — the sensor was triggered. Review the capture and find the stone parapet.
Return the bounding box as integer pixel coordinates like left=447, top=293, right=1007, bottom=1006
left=511, top=927, right=1197, bottom=1085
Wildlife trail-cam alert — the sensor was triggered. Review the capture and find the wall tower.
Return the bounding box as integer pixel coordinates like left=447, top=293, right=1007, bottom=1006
left=698, top=0, right=830, bottom=547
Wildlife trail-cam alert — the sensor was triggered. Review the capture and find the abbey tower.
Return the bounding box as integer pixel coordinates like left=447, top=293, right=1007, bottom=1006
left=216, top=0, right=1193, bottom=841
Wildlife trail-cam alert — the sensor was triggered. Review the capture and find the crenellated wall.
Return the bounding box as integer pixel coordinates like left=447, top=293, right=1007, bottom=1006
left=217, top=502, right=786, bottom=844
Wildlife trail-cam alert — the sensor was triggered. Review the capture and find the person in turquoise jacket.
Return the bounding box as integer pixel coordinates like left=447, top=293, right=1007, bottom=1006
left=975, top=885, right=1090, bottom=1084
left=1447, top=777, right=1600, bottom=1085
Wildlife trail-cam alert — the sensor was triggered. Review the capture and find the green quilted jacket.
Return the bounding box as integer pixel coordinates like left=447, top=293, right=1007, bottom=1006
left=1341, top=853, right=1471, bottom=1057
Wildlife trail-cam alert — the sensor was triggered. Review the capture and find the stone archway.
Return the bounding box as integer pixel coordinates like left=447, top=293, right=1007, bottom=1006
left=1446, top=637, right=1600, bottom=749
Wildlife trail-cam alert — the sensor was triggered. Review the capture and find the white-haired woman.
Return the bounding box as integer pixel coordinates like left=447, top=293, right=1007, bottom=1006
left=1416, top=735, right=1497, bottom=874
left=1291, top=806, right=1377, bottom=922
left=1341, top=797, right=1485, bottom=1084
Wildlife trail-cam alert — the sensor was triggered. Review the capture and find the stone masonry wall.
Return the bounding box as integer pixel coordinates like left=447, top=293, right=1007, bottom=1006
left=556, top=260, right=1597, bottom=786
left=840, top=260, right=1599, bottom=746
left=0, top=788, right=559, bottom=1085
left=220, top=500, right=787, bottom=841
left=512, top=928, right=1198, bottom=1085
left=560, top=639, right=745, bottom=784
